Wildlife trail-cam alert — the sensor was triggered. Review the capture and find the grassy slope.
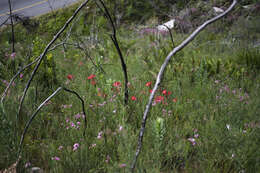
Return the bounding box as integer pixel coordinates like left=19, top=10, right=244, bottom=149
left=0, top=1, right=260, bottom=172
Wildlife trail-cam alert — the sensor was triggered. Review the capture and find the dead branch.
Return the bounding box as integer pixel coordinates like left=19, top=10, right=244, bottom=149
left=131, top=0, right=237, bottom=171
left=97, top=0, right=129, bottom=105
left=17, top=87, right=87, bottom=159
left=17, top=0, right=91, bottom=121
left=8, top=0, right=15, bottom=53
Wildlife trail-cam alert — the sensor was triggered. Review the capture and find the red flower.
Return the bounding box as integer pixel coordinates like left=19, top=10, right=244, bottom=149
left=113, top=81, right=121, bottom=87
left=67, top=74, right=73, bottom=80
left=173, top=98, right=177, bottom=103
left=149, top=89, right=153, bottom=93
left=146, top=81, right=152, bottom=87
left=155, top=96, right=164, bottom=103
left=162, top=90, right=167, bottom=95
left=88, top=74, right=96, bottom=80
left=91, top=80, right=96, bottom=85
left=168, top=91, right=172, bottom=95
left=131, top=96, right=137, bottom=101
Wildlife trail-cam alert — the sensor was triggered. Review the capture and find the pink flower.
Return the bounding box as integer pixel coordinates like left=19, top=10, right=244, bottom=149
left=20, top=73, right=24, bottom=79
left=113, top=81, right=121, bottom=87
left=97, top=131, right=103, bottom=139
left=87, top=74, right=96, bottom=80
left=105, top=155, right=111, bottom=163
left=73, top=143, right=79, bottom=151
left=187, top=138, right=196, bottom=146
left=51, top=156, right=60, bottom=161
left=10, top=52, right=16, bottom=60
left=172, top=98, right=177, bottom=103
left=119, top=125, right=123, bottom=132
left=58, top=146, right=63, bottom=150
left=119, top=163, right=127, bottom=168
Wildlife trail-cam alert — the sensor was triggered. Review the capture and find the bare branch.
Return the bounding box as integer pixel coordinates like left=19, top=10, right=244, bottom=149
left=17, top=87, right=87, bottom=159
left=163, top=24, right=175, bottom=48
left=8, top=0, right=15, bottom=52
left=97, top=0, right=129, bottom=105
left=17, top=0, right=91, bottom=121
left=131, top=0, right=237, bottom=171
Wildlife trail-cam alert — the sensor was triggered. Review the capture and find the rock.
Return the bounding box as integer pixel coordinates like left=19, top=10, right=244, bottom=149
left=213, top=7, right=224, bottom=13
left=157, top=19, right=175, bottom=31
left=30, top=167, right=43, bottom=173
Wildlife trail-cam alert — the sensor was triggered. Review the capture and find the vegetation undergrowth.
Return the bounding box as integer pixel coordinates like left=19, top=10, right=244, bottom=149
left=0, top=0, right=260, bottom=172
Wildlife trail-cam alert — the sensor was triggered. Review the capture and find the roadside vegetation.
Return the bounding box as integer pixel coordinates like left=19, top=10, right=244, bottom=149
left=0, top=0, right=259, bottom=172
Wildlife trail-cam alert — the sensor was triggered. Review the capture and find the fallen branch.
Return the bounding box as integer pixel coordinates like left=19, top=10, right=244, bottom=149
left=130, top=0, right=237, bottom=171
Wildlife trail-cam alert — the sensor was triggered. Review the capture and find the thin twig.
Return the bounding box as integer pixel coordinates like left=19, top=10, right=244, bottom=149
left=63, top=87, right=87, bottom=136
left=17, top=87, right=87, bottom=159
left=163, top=24, right=175, bottom=48
left=17, top=87, right=63, bottom=158
left=97, top=0, right=129, bottom=105
left=8, top=0, right=15, bottom=52
left=17, top=0, right=91, bottom=121
left=130, top=0, right=237, bottom=171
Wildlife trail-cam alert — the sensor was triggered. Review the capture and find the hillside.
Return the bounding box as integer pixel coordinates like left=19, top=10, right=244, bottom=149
left=0, top=0, right=260, bottom=172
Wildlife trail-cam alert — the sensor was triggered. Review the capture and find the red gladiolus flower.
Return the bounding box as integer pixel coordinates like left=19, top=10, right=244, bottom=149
left=155, top=96, right=164, bottom=103
left=162, top=90, right=167, bottom=95
left=131, top=96, right=137, bottom=101
left=146, top=81, right=152, bottom=87
left=67, top=74, right=73, bottom=80
left=88, top=74, right=96, bottom=80
left=113, top=81, right=121, bottom=87
left=173, top=98, right=177, bottom=103
left=91, top=80, right=96, bottom=85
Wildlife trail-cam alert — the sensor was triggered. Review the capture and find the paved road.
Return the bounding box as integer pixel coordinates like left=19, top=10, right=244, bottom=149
left=0, top=0, right=80, bottom=25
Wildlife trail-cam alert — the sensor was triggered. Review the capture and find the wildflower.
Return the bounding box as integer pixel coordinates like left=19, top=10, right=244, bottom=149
left=51, top=156, right=60, bottom=161
left=214, top=80, right=220, bottom=84
left=62, top=104, right=72, bottom=109
left=10, top=52, right=16, bottom=60
left=91, top=80, right=96, bottom=85
left=187, top=138, right=196, bottom=146
left=194, top=134, right=199, bottom=138
left=119, top=163, right=127, bottom=168
left=105, top=155, right=111, bottom=163
left=77, top=122, right=81, bottom=125
left=172, top=98, right=177, bottom=103
left=232, top=90, right=236, bottom=94
left=162, top=90, right=167, bottom=95
left=67, top=74, right=73, bottom=80
left=131, top=96, right=137, bottom=101
left=97, top=131, right=103, bottom=139
left=20, top=73, right=24, bottom=79
left=73, top=143, right=79, bottom=151
left=58, top=146, right=63, bottom=150
left=146, top=81, right=152, bottom=87
left=149, top=89, right=153, bottom=93
left=70, top=122, right=75, bottom=128
left=155, top=96, right=164, bottom=103
left=74, top=113, right=81, bottom=119
left=113, top=81, right=121, bottom=87
left=87, top=74, right=96, bottom=80
left=119, top=125, right=123, bottom=132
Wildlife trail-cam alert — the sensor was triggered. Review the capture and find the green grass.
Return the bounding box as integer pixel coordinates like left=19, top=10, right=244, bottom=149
left=0, top=3, right=260, bottom=173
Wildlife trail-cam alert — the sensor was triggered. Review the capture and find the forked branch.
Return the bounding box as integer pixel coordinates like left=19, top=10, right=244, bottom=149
left=17, top=87, right=87, bottom=159
left=17, top=0, right=91, bottom=120
left=97, top=0, right=129, bottom=105
left=131, top=0, right=237, bottom=171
